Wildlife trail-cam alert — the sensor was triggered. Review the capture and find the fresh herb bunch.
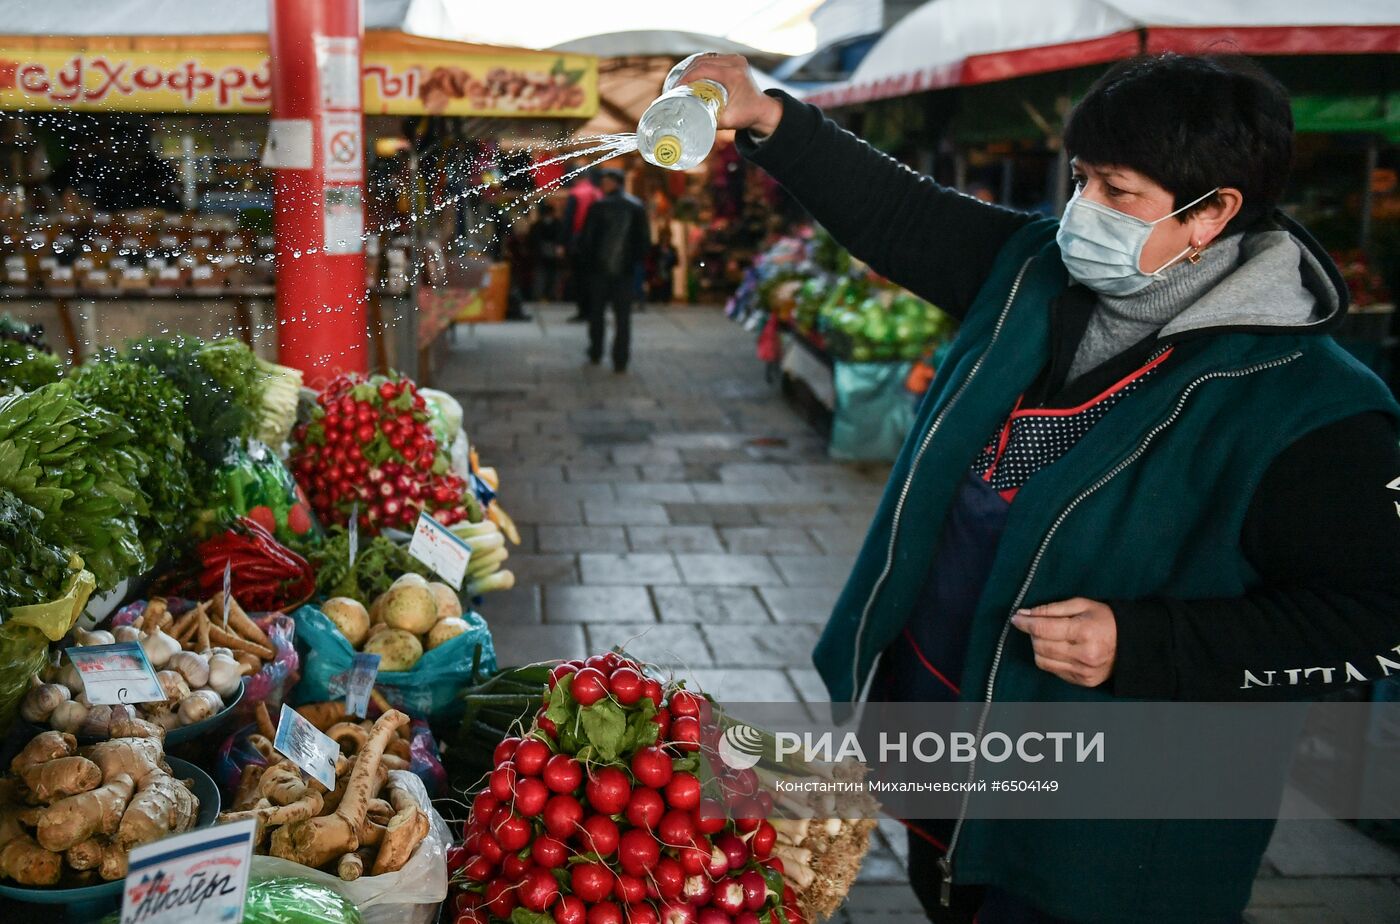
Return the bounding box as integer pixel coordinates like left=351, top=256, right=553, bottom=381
left=120, top=336, right=262, bottom=471
left=0, top=382, right=150, bottom=591
left=300, top=525, right=431, bottom=602
left=71, top=358, right=200, bottom=562
left=0, top=339, right=60, bottom=392
left=0, top=488, right=71, bottom=613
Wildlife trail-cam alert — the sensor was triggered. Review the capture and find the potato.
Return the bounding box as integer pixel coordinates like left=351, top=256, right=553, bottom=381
left=427, top=582, right=462, bottom=619
left=391, top=573, right=430, bottom=590
left=379, top=584, right=438, bottom=636
left=362, top=628, right=423, bottom=672
left=426, top=616, right=468, bottom=650
left=322, top=597, right=370, bottom=647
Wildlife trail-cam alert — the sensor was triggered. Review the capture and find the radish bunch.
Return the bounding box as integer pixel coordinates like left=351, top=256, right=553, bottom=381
left=290, top=373, right=472, bottom=534
left=448, top=652, right=808, bottom=924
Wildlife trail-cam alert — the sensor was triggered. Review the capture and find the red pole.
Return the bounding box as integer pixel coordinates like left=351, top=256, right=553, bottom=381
left=268, top=0, right=367, bottom=386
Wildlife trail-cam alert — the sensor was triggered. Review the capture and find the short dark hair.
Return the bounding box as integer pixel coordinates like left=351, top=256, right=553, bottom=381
left=599, top=168, right=625, bottom=185
left=1063, top=53, right=1293, bottom=232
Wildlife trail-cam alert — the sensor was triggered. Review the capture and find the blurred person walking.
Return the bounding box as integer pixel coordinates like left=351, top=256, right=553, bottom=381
left=529, top=200, right=566, bottom=302
left=563, top=167, right=603, bottom=322
left=578, top=168, right=650, bottom=372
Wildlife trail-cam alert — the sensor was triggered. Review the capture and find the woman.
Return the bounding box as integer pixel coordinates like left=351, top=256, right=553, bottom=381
left=678, top=53, right=1400, bottom=923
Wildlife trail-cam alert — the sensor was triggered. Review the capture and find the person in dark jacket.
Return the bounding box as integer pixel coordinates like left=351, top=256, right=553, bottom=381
left=676, top=52, right=1400, bottom=924
left=578, top=168, right=651, bottom=372
left=563, top=168, right=604, bottom=322
left=529, top=200, right=566, bottom=302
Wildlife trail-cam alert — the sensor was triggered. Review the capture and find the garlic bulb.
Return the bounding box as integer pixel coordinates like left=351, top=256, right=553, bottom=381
left=155, top=670, right=190, bottom=706
left=20, top=683, right=70, bottom=723
left=177, top=689, right=223, bottom=725
left=153, top=708, right=182, bottom=732
left=58, top=660, right=85, bottom=695
left=166, top=651, right=210, bottom=690
left=73, top=627, right=115, bottom=647
left=81, top=704, right=113, bottom=737
left=49, top=700, right=89, bottom=733
left=207, top=647, right=234, bottom=659
left=113, top=625, right=142, bottom=643
left=139, top=626, right=180, bottom=669
left=206, top=653, right=243, bottom=699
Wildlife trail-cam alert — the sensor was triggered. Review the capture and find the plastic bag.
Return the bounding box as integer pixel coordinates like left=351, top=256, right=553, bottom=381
left=112, top=600, right=300, bottom=725
left=212, top=440, right=323, bottom=547
left=288, top=604, right=496, bottom=722
left=248, top=770, right=451, bottom=924
left=0, top=564, right=94, bottom=734
left=829, top=360, right=917, bottom=462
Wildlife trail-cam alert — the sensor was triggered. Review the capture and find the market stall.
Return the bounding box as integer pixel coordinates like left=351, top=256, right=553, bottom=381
left=0, top=1, right=598, bottom=378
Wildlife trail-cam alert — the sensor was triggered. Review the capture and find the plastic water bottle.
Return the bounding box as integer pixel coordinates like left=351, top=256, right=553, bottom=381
left=638, top=54, right=727, bottom=171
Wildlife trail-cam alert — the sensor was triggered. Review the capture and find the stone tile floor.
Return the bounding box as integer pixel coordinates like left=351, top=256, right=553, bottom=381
left=437, top=304, right=1400, bottom=923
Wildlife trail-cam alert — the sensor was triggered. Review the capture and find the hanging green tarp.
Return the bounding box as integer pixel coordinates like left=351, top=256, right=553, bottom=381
left=1291, top=93, right=1400, bottom=141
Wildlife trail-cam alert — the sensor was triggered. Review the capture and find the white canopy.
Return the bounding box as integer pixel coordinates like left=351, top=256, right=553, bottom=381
left=805, top=0, right=1400, bottom=108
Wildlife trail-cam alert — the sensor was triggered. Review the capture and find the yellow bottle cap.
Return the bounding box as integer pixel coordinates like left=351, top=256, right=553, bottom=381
left=653, top=135, right=682, bottom=167
left=691, top=80, right=724, bottom=109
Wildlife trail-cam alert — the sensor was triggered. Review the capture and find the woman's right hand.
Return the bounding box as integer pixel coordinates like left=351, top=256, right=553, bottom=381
left=674, top=54, right=784, bottom=137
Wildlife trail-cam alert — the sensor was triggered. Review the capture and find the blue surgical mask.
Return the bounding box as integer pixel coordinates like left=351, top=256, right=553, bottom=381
left=1056, top=187, right=1219, bottom=296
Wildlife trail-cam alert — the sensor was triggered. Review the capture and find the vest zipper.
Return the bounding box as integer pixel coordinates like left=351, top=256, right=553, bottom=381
left=850, top=258, right=1036, bottom=703
left=936, top=349, right=1303, bottom=906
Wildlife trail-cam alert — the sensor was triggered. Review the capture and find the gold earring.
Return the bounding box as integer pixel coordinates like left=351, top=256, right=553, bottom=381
left=1187, top=241, right=1202, bottom=264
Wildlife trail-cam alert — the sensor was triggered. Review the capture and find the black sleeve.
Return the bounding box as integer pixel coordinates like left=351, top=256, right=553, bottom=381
left=736, top=91, right=1035, bottom=320
left=1111, top=412, right=1400, bottom=700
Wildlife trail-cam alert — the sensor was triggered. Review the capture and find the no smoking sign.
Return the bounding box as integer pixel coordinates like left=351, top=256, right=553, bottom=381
left=322, top=112, right=362, bottom=182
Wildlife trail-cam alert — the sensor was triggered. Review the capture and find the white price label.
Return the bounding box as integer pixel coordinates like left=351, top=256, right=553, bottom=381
left=345, top=652, right=380, bottom=719
left=222, top=560, right=232, bottom=632
left=273, top=703, right=340, bottom=791
left=121, top=818, right=255, bottom=924
left=66, top=642, right=164, bottom=706
left=348, top=503, right=359, bottom=569
left=407, top=512, right=472, bottom=590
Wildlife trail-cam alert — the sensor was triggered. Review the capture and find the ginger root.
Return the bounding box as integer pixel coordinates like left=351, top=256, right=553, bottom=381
left=20, top=755, right=102, bottom=803
left=371, top=803, right=428, bottom=875
left=37, top=772, right=135, bottom=852
left=268, top=710, right=408, bottom=869
left=116, top=772, right=197, bottom=850
left=10, top=731, right=76, bottom=776
left=65, top=837, right=104, bottom=871
left=88, top=736, right=168, bottom=787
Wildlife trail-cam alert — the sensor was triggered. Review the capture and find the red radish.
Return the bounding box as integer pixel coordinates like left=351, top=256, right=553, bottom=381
left=514, top=777, right=549, bottom=817
left=642, top=678, right=665, bottom=706
left=660, top=904, right=696, bottom=924
left=484, top=878, right=517, bottom=918
left=502, top=853, right=530, bottom=880
left=580, top=814, right=620, bottom=856
left=749, top=820, right=776, bottom=859
left=625, top=787, right=666, bottom=830
left=618, top=828, right=660, bottom=876
left=614, top=873, right=646, bottom=904
left=694, top=799, right=727, bottom=835
left=537, top=714, right=559, bottom=738
left=570, top=862, right=615, bottom=903
left=609, top=667, right=644, bottom=706
left=462, top=855, right=494, bottom=882
left=658, top=810, right=696, bottom=848
left=696, top=910, right=733, bottom=924
left=714, top=833, right=749, bottom=870
left=724, top=768, right=759, bottom=798
left=652, top=857, right=685, bottom=899
left=489, top=763, right=517, bottom=802
left=665, top=773, right=702, bottom=811
left=712, top=877, right=748, bottom=915
left=738, top=870, right=768, bottom=911
left=677, top=840, right=709, bottom=876
left=544, top=753, right=583, bottom=793
left=681, top=874, right=713, bottom=905
left=491, top=811, right=531, bottom=852
left=762, top=857, right=784, bottom=875
left=586, top=901, right=623, bottom=924
left=531, top=835, right=568, bottom=868
left=549, top=662, right=577, bottom=688
left=669, top=690, right=704, bottom=719
left=733, top=797, right=765, bottom=833
left=571, top=667, right=609, bottom=706
left=543, top=794, right=584, bottom=838
left=631, top=747, right=675, bottom=789
left=477, top=833, right=503, bottom=865
left=671, top=716, right=702, bottom=752
left=554, top=896, right=587, bottom=924
left=704, top=840, right=730, bottom=878
left=734, top=915, right=761, bottom=924
left=514, top=738, right=550, bottom=776
left=628, top=903, right=661, bottom=924
left=586, top=767, right=632, bottom=815
left=519, top=867, right=561, bottom=912
left=652, top=706, right=672, bottom=740
left=473, top=787, right=499, bottom=819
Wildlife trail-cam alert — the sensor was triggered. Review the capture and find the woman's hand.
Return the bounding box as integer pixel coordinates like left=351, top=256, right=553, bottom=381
left=1011, top=597, right=1118, bottom=687
left=674, top=53, right=784, bottom=137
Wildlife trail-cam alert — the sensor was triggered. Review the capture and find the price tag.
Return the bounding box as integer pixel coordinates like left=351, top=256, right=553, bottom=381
left=66, top=642, right=164, bottom=706
left=273, top=703, right=339, bottom=791
left=121, top=818, right=255, bottom=924
left=345, top=652, right=380, bottom=719
left=222, top=560, right=232, bottom=632
left=407, top=511, right=472, bottom=590
left=348, top=503, right=359, bottom=569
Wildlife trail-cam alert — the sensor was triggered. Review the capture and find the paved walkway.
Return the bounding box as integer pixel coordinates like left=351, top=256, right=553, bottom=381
left=437, top=304, right=1400, bottom=924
